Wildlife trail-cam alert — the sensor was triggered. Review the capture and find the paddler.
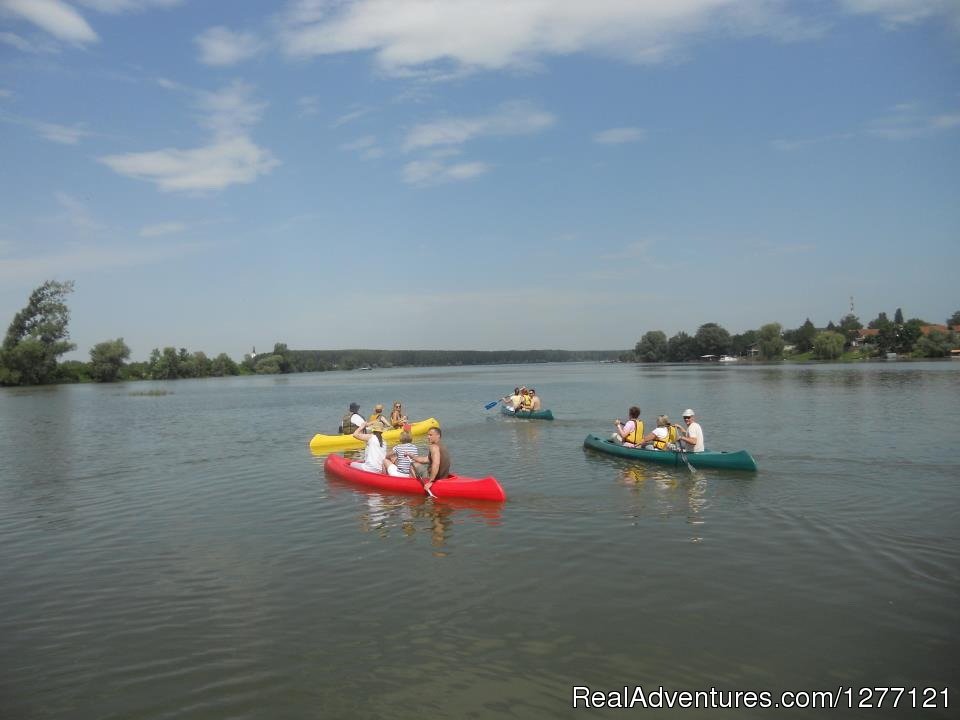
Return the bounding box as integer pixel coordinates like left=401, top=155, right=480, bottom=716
left=339, top=402, right=364, bottom=434
left=612, top=406, right=643, bottom=447
left=409, top=427, right=451, bottom=498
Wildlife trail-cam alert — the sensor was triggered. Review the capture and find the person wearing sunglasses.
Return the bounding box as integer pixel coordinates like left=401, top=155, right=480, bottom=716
left=674, top=409, right=705, bottom=452
left=390, top=401, right=408, bottom=429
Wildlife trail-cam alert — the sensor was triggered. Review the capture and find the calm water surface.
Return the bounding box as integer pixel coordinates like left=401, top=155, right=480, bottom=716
left=1, top=362, right=958, bottom=719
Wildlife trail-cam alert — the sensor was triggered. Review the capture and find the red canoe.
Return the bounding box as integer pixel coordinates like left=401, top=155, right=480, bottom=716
left=323, top=454, right=507, bottom=502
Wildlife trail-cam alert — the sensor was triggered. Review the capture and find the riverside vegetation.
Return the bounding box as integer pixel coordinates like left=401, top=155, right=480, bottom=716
left=1, top=280, right=957, bottom=387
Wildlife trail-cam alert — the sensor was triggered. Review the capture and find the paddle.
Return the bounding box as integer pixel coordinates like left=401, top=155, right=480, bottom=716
left=673, top=424, right=696, bottom=473
left=484, top=399, right=501, bottom=410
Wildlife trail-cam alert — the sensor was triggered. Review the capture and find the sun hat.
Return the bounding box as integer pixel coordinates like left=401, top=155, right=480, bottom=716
left=349, top=402, right=360, bottom=412
left=683, top=409, right=695, bottom=418
left=366, top=418, right=390, bottom=432
left=374, top=403, right=384, bottom=411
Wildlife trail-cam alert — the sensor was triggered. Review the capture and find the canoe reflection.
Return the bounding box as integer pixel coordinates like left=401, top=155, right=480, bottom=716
left=616, top=463, right=709, bottom=542
left=326, top=477, right=502, bottom=550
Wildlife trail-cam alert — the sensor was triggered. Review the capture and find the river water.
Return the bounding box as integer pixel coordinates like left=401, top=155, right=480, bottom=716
left=1, top=362, right=957, bottom=719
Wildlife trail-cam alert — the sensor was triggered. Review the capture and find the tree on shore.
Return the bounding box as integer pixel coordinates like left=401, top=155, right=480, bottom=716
left=948, top=310, right=960, bottom=327
left=758, top=323, right=785, bottom=360
left=667, top=331, right=697, bottom=362
left=793, top=319, right=817, bottom=353
left=89, top=338, right=131, bottom=382
left=694, top=323, right=732, bottom=357
left=635, top=331, right=668, bottom=362
left=0, top=280, right=76, bottom=386
left=813, top=331, right=845, bottom=360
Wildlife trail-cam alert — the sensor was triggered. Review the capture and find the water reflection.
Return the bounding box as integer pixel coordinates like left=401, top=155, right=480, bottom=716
left=616, top=464, right=709, bottom=542
left=325, top=478, right=502, bottom=555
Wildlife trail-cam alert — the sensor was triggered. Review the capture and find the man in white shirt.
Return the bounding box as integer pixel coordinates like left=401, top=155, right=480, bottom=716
left=339, top=402, right=365, bottom=434
left=677, top=409, right=705, bottom=452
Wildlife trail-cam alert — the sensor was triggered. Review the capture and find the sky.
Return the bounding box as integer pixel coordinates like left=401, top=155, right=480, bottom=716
left=1, top=0, right=958, bottom=360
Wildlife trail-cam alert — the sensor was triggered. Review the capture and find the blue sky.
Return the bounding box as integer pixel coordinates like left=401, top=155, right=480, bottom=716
left=1, top=0, right=958, bottom=360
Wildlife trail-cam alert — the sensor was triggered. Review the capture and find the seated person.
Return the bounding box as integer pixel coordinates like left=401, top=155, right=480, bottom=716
left=350, top=419, right=389, bottom=473
left=612, top=406, right=643, bottom=447
left=529, top=388, right=542, bottom=411
left=339, top=402, right=364, bottom=434
left=385, top=430, right=419, bottom=477
left=519, top=388, right=534, bottom=411
left=369, top=403, right=388, bottom=425
left=641, top=415, right=678, bottom=451
left=502, top=387, right=522, bottom=411
left=390, top=401, right=408, bottom=428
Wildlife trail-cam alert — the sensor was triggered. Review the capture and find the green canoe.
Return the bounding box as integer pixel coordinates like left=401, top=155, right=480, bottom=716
left=500, top=405, right=554, bottom=421
left=583, top=433, right=758, bottom=471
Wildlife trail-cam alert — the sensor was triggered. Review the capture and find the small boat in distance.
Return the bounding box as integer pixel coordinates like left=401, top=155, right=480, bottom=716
left=719, top=355, right=738, bottom=363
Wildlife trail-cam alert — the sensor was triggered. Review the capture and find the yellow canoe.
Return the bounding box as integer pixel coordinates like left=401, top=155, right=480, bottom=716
left=308, top=417, right=440, bottom=452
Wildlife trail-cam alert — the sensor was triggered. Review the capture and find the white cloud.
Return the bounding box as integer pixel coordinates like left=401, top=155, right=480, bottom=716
left=866, top=103, right=960, bottom=140
left=196, top=26, right=265, bottom=66
left=331, top=106, right=374, bottom=127
left=100, top=136, right=279, bottom=192
left=593, top=127, right=646, bottom=144
left=76, top=0, right=182, bottom=13
left=37, top=121, right=90, bottom=144
left=838, top=0, right=959, bottom=27
left=0, top=0, right=98, bottom=43
left=139, top=221, right=186, bottom=237
left=278, top=0, right=819, bottom=74
left=0, top=30, right=57, bottom=53
left=99, top=81, right=279, bottom=193
left=195, top=80, right=266, bottom=136
left=55, top=192, right=103, bottom=231
left=298, top=95, right=320, bottom=116
left=340, top=135, right=377, bottom=151
left=403, top=101, right=554, bottom=151
left=402, top=158, right=490, bottom=186
left=0, top=241, right=207, bottom=282
left=0, top=88, right=11, bottom=99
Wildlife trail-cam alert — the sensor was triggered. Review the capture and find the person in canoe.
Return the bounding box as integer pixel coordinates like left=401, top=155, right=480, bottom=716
left=641, top=415, right=679, bottom=451
left=384, top=429, right=419, bottom=477
left=389, top=401, right=408, bottom=429
left=339, top=402, right=365, bottom=434
left=501, top=387, right=522, bottom=412
left=613, top=406, right=644, bottom=447
left=350, top=418, right=390, bottom=472
left=674, top=409, right=705, bottom=452
left=529, top=388, right=542, bottom=411
left=409, top=427, right=451, bottom=497
left=369, top=403, right=388, bottom=425
left=518, top=388, right=535, bottom=411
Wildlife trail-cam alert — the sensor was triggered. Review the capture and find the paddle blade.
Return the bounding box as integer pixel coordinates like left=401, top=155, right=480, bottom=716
left=484, top=400, right=500, bottom=410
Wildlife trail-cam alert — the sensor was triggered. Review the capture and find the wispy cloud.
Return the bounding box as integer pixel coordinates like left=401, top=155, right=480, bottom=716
left=403, top=101, right=554, bottom=151
left=37, top=121, right=91, bottom=144
left=0, top=240, right=209, bottom=282
left=593, top=127, right=646, bottom=145
left=54, top=192, right=104, bottom=232
left=866, top=103, right=960, bottom=140
left=99, top=81, right=279, bottom=192
left=0, top=88, right=11, bottom=99
left=0, top=30, right=58, bottom=53
left=340, top=134, right=383, bottom=159
left=0, top=0, right=98, bottom=43
left=277, top=0, right=822, bottom=75
left=838, top=0, right=960, bottom=28
left=139, top=221, right=186, bottom=237
left=297, top=95, right=320, bottom=116
left=331, top=106, right=374, bottom=127
left=76, top=0, right=182, bottom=13
left=195, top=26, right=265, bottom=66
left=402, top=158, right=490, bottom=186
left=771, top=132, right=856, bottom=151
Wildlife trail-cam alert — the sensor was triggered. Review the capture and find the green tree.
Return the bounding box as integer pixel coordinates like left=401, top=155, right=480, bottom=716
left=731, top=329, right=758, bottom=357
left=947, top=310, right=960, bottom=327
left=813, top=331, right=845, bottom=360
left=868, top=312, right=888, bottom=329
left=151, top=347, right=182, bottom=379
left=758, top=323, right=785, bottom=360
left=894, top=307, right=904, bottom=324
left=897, top=319, right=924, bottom=354
left=693, top=322, right=732, bottom=357
left=837, top=313, right=862, bottom=348
left=794, top=318, right=817, bottom=353
left=914, top=330, right=954, bottom=358
left=0, top=280, right=76, bottom=386
left=89, top=338, right=132, bottom=382
left=667, top=331, right=697, bottom=362
left=272, top=342, right=292, bottom=373
left=255, top=355, right=283, bottom=374
left=635, top=330, right=668, bottom=363
left=210, top=353, right=239, bottom=376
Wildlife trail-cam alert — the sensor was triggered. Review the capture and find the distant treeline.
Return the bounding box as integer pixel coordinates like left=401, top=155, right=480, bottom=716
left=281, top=348, right=622, bottom=372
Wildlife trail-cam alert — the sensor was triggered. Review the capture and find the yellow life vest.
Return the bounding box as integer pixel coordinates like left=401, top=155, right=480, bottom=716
left=652, top=425, right=678, bottom=451
left=624, top=419, right=644, bottom=446
left=520, top=394, right=533, bottom=410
